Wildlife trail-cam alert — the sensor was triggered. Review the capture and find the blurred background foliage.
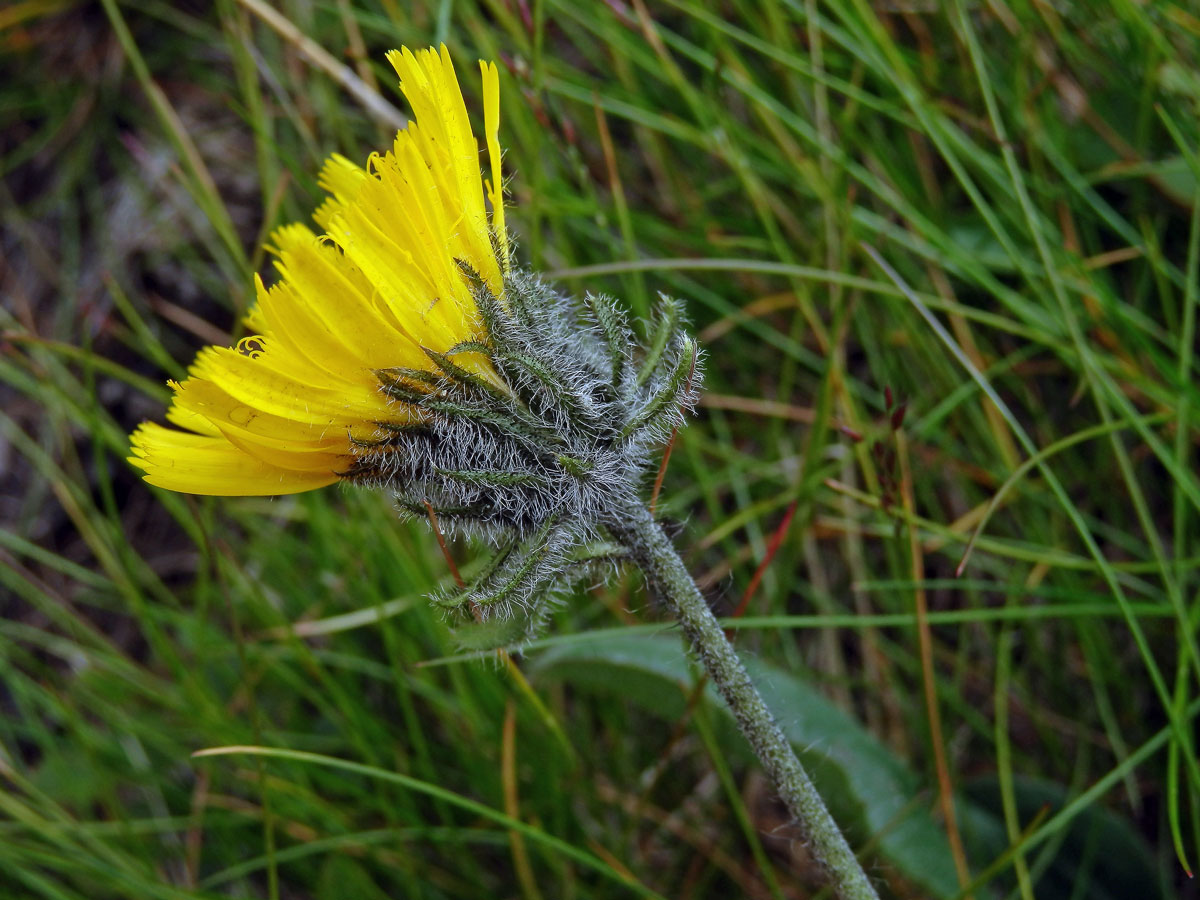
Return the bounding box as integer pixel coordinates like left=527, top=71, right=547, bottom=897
left=2, top=0, right=1200, bottom=897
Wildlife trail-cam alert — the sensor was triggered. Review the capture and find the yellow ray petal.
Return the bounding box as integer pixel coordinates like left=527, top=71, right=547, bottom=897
left=242, top=303, right=268, bottom=335
left=251, top=274, right=370, bottom=386
left=271, top=228, right=431, bottom=371
left=386, top=45, right=501, bottom=293
left=480, top=59, right=508, bottom=271
left=253, top=271, right=430, bottom=391
left=129, top=423, right=340, bottom=496
left=221, top=432, right=351, bottom=473
left=172, top=378, right=368, bottom=452
left=313, top=153, right=369, bottom=233
left=317, top=153, right=367, bottom=202
left=190, top=345, right=395, bottom=426
left=165, top=395, right=222, bottom=437
left=329, top=201, right=474, bottom=353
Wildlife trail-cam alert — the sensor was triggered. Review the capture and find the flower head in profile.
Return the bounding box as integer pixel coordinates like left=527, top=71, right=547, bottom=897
left=130, top=45, right=699, bottom=638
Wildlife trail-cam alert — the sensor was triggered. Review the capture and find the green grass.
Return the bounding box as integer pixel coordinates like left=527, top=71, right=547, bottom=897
left=2, top=1, right=1199, bottom=897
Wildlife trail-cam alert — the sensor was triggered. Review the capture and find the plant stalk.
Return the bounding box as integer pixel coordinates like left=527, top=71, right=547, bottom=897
left=610, top=502, right=879, bottom=900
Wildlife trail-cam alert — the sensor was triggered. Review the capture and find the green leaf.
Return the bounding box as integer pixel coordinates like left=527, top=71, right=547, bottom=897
left=530, top=631, right=962, bottom=898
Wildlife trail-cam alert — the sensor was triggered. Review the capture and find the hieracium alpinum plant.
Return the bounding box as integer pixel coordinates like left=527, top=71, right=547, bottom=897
left=129, top=46, right=878, bottom=900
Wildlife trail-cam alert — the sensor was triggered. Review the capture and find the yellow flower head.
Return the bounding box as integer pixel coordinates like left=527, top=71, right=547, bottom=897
left=128, top=44, right=701, bottom=630
left=129, top=46, right=508, bottom=496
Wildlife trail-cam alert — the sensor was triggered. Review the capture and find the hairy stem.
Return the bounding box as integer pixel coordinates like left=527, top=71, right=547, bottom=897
left=610, top=502, right=879, bottom=900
